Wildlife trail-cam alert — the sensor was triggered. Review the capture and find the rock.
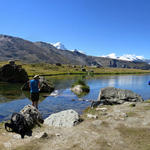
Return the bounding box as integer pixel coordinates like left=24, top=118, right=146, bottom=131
left=91, top=101, right=101, bottom=108
left=97, top=87, right=144, bottom=105
left=20, top=105, right=44, bottom=128
left=0, top=62, right=28, bottom=83
left=44, top=109, right=80, bottom=127
left=35, top=132, right=49, bottom=139
left=87, top=114, right=98, bottom=119
left=40, top=132, right=49, bottom=139
left=50, top=90, right=59, bottom=96
left=71, top=85, right=83, bottom=94
left=96, top=107, right=108, bottom=112
left=21, top=79, right=54, bottom=93
left=71, top=85, right=89, bottom=97
left=40, top=81, right=54, bottom=93
left=56, top=133, right=61, bottom=137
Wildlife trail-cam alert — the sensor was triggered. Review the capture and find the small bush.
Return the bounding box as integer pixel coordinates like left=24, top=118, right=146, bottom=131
left=72, top=79, right=86, bottom=87
left=55, top=63, right=62, bottom=66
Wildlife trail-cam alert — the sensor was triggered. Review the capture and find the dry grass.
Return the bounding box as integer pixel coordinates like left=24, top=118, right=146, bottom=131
left=126, top=111, right=137, bottom=117
left=0, top=61, right=150, bottom=76
left=13, top=139, right=43, bottom=150
left=117, top=125, right=150, bottom=150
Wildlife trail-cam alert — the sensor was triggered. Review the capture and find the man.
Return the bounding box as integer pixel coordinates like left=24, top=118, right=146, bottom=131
left=29, top=75, right=40, bottom=109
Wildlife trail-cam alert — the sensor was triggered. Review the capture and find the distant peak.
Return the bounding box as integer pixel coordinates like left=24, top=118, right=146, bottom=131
left=72, top=49, right=85, bottom=54
left=51, top=42, right=67, bottom=50
left=101, top=53, right=145, bottom=62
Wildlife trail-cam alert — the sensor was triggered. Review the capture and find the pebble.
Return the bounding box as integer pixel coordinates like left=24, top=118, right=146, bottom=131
left=34, top=132, right=45, bottom=138
left=87, top=114, right=98, bottom=119
left=56, top=133, right=61, bottom=137
left=40, top=132, right=48, bottom=139
left=96, top=107, right=107, bottom=112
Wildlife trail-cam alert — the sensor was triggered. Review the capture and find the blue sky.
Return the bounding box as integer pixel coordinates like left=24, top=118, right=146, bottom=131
left=0, top=0, right=150, bottom=58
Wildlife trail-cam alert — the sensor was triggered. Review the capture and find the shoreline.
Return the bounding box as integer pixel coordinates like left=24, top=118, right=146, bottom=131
left=1, top=101, right=150, bottom=150
left=28, top=71, right=150, bottom=77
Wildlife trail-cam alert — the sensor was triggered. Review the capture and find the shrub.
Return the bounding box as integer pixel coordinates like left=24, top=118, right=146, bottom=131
left=55, top=63, right=62, bottom=66
left=72, top=79, right=86, bottom=87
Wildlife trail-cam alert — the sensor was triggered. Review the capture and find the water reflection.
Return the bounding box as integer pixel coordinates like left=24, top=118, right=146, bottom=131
left=0, top=82, right=25, bottom=102
left=0, top=74, right=150, bottom=122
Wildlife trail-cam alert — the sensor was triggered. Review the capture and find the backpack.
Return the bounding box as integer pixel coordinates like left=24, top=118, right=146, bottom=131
left=5, top=112, right=30, bottom=138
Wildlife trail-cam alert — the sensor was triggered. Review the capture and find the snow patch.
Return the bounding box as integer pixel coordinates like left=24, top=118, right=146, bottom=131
left=51, top=42, right=67, bottom=50
left=101, top=53, right=145, bottom=62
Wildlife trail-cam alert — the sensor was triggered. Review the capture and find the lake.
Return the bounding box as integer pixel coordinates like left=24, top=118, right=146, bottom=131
left=0, top=74, right=150, bottom=122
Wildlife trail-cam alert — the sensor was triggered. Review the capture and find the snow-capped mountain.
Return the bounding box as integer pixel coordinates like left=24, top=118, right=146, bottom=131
left=102, top=53, right=145, bottom=62
left=51, top=42, right=67, bottom=50
left=51, top=42, right=86, bottom=54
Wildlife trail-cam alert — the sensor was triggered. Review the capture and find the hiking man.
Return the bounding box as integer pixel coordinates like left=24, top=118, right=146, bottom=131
left=29, top=75, right=40, bottom=109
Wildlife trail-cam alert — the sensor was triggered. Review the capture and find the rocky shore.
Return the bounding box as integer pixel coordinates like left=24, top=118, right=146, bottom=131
left=0, top=101, right=150, bottom=150
left=0, top=88, right=150, bottom=150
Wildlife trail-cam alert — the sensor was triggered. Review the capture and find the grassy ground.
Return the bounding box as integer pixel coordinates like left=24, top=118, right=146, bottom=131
left=0, top=61, right=150, bottom=77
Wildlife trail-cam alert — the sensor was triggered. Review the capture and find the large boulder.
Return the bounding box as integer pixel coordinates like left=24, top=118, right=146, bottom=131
left=0, top=61, right=28, bottom=83
left=44, top=109, right=80, bottom=127
left=20, top=105, right=44, bottom=128
left=97, top=87, right=144, bottom=105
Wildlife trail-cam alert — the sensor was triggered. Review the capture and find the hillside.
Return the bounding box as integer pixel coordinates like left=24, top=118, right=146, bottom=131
left=0, top=34, right=150, bottom=69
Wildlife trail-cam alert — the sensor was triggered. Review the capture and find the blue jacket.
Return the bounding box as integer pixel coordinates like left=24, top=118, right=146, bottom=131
left=30, top=79, right=39, bottom=93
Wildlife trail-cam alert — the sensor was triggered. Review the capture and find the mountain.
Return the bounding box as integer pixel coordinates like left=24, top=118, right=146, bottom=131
left=51, top=42, right=67, bottom=50
left=0, top=34, right=150, bottom=70
left=144, top=59, right=150, bottom=64
left=102, top=53, right=145, bottom=62
left=102, top=53, right=150, bottom=66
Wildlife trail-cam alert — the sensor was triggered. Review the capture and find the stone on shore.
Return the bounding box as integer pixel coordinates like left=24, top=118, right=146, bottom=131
left=97, top=87, right=144, bottom=105
left=87, top=114, right=98, bottom=119
left=20, top=105, right=44, bottom=128
left=44, top=109, right=80, bottom=127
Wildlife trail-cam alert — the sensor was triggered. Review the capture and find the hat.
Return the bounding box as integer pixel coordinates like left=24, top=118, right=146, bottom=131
left=33, top=75, right=40, bottom=79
